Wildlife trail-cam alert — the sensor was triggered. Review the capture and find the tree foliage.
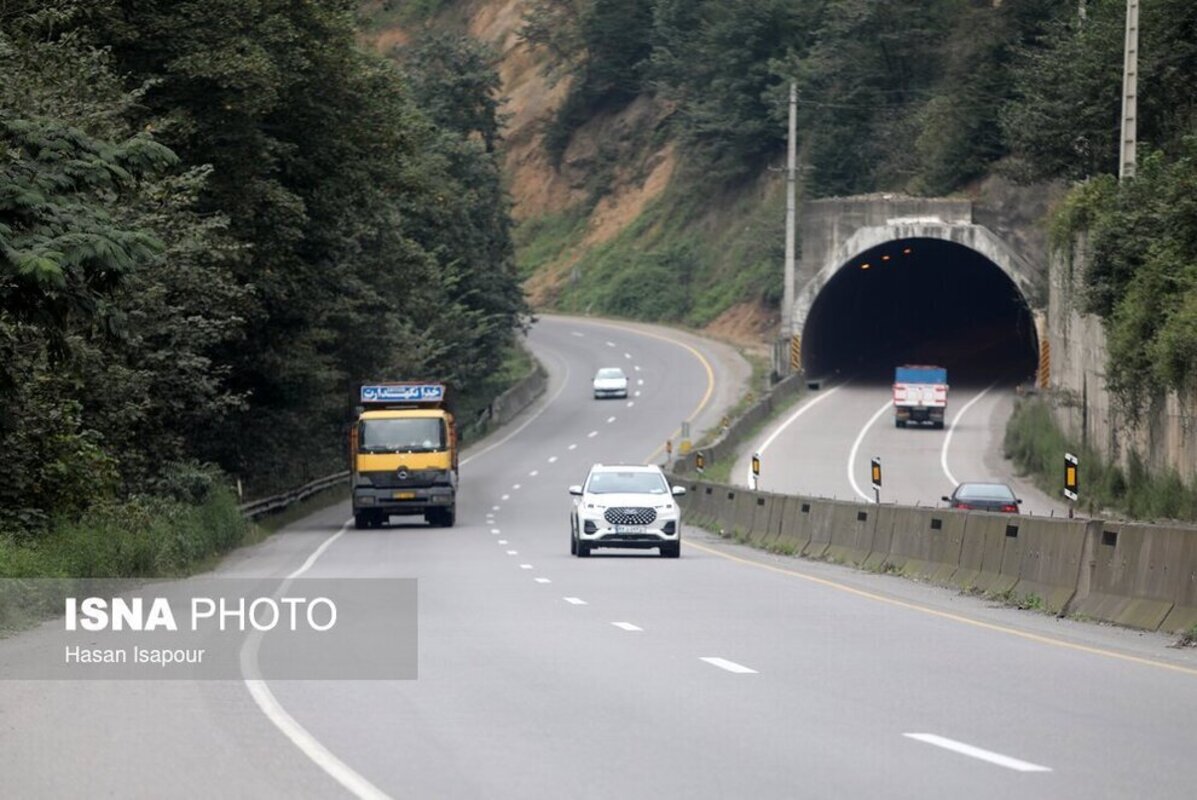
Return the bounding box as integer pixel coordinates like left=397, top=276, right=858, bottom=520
left=0, top=0, right=523, bottom=533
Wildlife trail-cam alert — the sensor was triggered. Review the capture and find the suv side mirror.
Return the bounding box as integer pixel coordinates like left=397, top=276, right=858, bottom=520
left=568, top=485, right=583, bottom=496
left=671, top=486, right=687, bottom=497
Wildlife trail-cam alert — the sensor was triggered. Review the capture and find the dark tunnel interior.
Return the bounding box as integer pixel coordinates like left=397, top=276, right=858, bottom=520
left=801, top=238, right=1038, bottom=386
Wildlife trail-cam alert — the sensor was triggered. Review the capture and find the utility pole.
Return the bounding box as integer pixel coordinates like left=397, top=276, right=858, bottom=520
left=781, top=81, right=798, bottom=373
left=1119, top=0, right=1139, bottom=180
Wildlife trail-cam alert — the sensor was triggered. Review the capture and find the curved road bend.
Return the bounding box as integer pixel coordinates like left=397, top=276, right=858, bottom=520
left=736, top=381, right=1069, bottom=517
left=2, top=317, right=1194, bottom=800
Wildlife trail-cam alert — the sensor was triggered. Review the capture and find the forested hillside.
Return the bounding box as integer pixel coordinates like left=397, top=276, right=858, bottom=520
left=374, top=0, right=1196, bottom=408
left=1, top=0, right=523, bottom=547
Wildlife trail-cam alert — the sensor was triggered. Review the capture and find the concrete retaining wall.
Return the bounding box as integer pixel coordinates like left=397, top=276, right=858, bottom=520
left=1072, top=522, right=1197, bottom=632
left=670, top=471, right=1197, bottom=634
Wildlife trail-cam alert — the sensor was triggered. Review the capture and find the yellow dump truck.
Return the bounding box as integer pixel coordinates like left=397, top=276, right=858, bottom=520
left=350, top=383, right=458, bottom=529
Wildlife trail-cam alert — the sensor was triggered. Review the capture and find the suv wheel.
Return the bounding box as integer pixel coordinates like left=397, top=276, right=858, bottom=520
left=660, top=541, right=680, bottom=558
left=576, top=541, right=591, bottom=558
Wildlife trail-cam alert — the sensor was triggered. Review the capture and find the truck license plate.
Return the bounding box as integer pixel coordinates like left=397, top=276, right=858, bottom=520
left=614, top=525, right=646, bottom=534
left=394, top=491, right=416, bottom=500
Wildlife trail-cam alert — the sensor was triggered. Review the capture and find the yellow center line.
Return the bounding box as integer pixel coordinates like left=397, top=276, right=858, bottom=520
left=682, top=538, right=1197, bottom=678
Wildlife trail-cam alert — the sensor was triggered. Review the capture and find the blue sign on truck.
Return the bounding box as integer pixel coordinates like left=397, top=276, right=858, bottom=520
left=360, top=384, right=445, bottom=403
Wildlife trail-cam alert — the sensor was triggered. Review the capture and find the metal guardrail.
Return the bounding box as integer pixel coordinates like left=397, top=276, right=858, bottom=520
left=238, top=471, right=350, bottom=520
left=236, top=349, right=547, bottom=522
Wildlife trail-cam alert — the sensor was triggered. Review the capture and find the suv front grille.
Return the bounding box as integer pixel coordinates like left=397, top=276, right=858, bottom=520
left=604, top=507, right=656, bottom=526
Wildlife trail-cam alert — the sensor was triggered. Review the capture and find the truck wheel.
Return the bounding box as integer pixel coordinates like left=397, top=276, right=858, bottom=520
left=442, top=505, right=456, bottom=528
left=933, top=421, right=944, bottom=430
left=895, top=419, right=906, bottom=429
left=354, top=513, right=369, bottom=530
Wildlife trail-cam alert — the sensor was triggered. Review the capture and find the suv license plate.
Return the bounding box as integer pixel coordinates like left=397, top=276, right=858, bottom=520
left=614, top=525, right=646, bottom=534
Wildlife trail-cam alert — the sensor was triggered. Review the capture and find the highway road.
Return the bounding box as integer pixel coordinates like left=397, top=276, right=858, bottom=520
left=734, top=381, right=1071, bottom=517
left=2, top=316, right=1196, bottom=800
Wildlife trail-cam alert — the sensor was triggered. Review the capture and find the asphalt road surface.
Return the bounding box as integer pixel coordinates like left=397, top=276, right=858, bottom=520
left=734, top=381, right=1070, bottom=517
left=2, top=317, right=1195, bottom=800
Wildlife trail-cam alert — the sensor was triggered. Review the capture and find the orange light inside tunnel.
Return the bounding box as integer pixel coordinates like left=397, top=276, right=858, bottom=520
left=903, top=247, right=913, bottom=255
left=881, top=254, right=891, bottom=262
left=860, top=263, right=871, bottom=270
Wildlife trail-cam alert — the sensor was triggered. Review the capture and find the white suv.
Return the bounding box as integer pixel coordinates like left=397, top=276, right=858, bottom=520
left=569, top=464, right=686, bottom=558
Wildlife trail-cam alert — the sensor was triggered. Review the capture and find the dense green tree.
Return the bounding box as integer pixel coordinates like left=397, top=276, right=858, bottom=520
left=1003, top=0, right=1197, bottom=181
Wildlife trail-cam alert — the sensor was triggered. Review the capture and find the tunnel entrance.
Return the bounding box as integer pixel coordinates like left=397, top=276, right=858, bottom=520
left=801, top=238, right=1038, bottom=385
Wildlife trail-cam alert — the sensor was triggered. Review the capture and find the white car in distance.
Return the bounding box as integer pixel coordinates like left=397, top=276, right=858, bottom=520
left=569, top=464, right=686, bottom=558
left=592, top=367, right=628, bottom=399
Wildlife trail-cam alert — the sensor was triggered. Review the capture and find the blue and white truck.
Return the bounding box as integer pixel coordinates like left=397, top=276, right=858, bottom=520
left=892, top=365, right=948, bottom=429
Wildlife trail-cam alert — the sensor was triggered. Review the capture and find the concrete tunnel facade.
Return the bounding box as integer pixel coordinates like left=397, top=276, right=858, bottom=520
left=790, top=202, right=1046, bottom=386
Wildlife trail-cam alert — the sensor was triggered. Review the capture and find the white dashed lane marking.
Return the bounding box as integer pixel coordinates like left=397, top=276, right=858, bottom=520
left=627, top=401, right=634, bottom=408
left=587, top=431, right=598, bottom=438
left=612, top=622, right=643, bottom=632
left=568, top=444, right=578, bottom=450
left=529, top=470, right=539, bottom=477
left=535, top=578, right=552, bottom=584
left=903, top=734, right=1051, bottom=773
left=520, top=564, right=533, bottom=570
left=506, top=550, right=518, bottom=556
left=571, top=331, right=584, bottom=337
left=501, top=494, right=510, bottom=501
left=605, top=341, right=616, bottom=348
left=700, top=657, right=758, bottom=674
left=624, top=352, right=632, bottom=359
left=513, top=484, right=521, bottom=490
left=606, top=416, right=616, bottom=424
left=564, top=597, right=588, bottom=606
left=548, top=456, right=559, bottom=463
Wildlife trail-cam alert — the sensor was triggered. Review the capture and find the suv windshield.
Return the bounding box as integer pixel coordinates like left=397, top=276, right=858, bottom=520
left=359, top=418, right=445, bottom=453
left=586, top=471, right=667, bottom=494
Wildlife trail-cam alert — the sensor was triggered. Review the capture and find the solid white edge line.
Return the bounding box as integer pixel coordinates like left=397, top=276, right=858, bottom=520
left=939, top=382, right=998, bottom=488
left=611, top=622, right=643, bottom=632
left=903, top=733, right=1051, bottom=773
left=847, top=399, right=895, bottom=502
left=459, top=348, right=571, bottom=467
left=240, top=521, right=393, bottom=800
left=699, top=657, right=758, bottom=674
left=236, top=333, right=579, bottom=799
left=750, top=383, right=844, bottom=485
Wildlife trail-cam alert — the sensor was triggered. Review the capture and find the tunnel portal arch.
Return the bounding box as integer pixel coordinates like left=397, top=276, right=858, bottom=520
left=793, top=222, right=1044, bottom=382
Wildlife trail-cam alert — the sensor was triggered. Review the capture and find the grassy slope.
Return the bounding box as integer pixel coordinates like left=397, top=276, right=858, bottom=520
left=518, top=173, right=785, bottom=327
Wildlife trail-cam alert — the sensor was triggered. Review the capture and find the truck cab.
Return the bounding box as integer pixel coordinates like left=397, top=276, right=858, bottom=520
left=893, top=365, right=948, bottom=429
left=351, top=383, right=458, bottom=529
